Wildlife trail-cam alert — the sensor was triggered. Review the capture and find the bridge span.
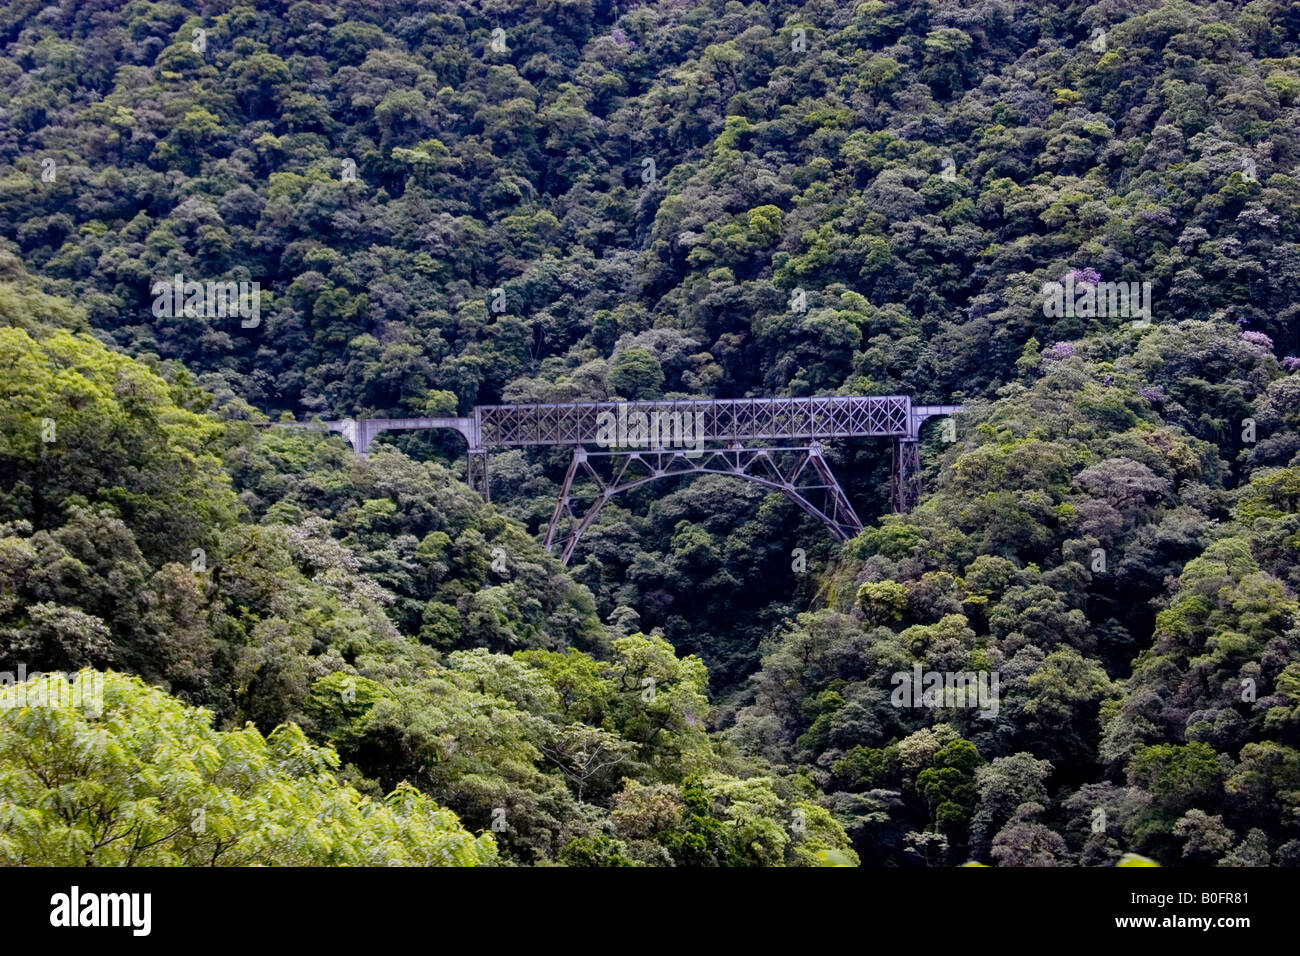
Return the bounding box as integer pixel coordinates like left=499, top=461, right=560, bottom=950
left=264, top=395, right=963, bottom=564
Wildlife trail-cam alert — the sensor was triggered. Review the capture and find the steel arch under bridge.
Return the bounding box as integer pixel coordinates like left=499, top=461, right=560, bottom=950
left=273, top=396, right=963, bottom=565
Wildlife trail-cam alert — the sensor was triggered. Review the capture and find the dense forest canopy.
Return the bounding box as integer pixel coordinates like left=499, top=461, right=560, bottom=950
left=1, top=0, right=1299, bottom=866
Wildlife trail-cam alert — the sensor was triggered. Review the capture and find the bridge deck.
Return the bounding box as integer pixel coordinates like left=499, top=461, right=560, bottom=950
left=261, top=396, right=963, bottom=453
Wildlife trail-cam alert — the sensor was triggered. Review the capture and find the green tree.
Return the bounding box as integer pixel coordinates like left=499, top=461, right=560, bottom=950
left=0, top=672, right=495, bottom=866
left=609, top=348, right=665, bottom=400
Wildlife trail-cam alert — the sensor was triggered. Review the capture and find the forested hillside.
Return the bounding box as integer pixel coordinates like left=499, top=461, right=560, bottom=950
left=2, top=0, right=1299, bottom=866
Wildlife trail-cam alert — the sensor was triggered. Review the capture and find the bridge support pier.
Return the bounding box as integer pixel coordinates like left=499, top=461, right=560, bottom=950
left=892, top=439, right=922, bottom=513
left=325, top=419, right=381, bottom=458
left=467, top=450, right=489, bottom=501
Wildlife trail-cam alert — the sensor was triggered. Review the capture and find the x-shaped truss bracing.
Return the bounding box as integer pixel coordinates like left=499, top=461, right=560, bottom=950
left=476, top=395, right=913, bottom=447
left=543, top=443, right=863, bottom=566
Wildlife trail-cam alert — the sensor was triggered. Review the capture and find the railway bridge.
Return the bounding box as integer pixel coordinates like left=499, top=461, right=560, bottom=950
left=267, top=396, right=963, bottom=564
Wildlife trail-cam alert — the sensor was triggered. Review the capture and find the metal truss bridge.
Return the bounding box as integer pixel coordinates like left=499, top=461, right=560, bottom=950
left=268, top=396, right=963, bottom=565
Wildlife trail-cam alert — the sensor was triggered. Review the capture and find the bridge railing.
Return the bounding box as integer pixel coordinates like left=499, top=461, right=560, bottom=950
left=475, top=395, right=913, bottom=447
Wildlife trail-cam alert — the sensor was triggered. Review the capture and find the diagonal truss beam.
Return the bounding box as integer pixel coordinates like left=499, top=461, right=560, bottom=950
left=543, top=443, right=863, bottom=566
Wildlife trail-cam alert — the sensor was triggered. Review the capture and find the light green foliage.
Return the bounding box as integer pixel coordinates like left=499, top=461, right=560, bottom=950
left=0, top=322, right=236, bottom=561
left=0, top=671, right=495, bottom=866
